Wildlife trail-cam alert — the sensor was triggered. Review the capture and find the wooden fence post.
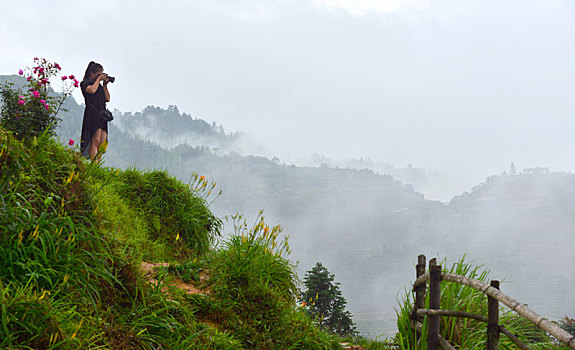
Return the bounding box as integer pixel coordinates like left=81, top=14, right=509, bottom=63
left=414, top=255, right=426, bottom=322
left=428, top=258, right=441, bottom=350
left=486, top=280, right=500, bottom=350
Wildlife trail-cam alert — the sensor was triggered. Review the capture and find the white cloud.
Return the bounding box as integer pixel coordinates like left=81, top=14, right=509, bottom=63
left=310, top=0, right=430, bottom=16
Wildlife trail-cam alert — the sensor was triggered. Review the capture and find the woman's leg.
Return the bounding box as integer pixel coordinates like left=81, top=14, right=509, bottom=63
left=100, top=129, right=108, bottom=152
left=89, top=128, right=102, bottom=160
left=100, top=129, right=108, bottom=145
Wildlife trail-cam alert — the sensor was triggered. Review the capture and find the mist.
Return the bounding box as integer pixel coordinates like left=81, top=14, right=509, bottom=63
left=3, top=0, right=575, bottom=197
left=3, top=0, right=575, bottom=339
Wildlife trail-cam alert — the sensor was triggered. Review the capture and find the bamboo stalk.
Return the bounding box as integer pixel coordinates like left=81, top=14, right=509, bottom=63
left=441, top=272, right=575, bottom=349
left=417, top=309, right=487, bottom=322
left=413, top=272, right=430, bottom=288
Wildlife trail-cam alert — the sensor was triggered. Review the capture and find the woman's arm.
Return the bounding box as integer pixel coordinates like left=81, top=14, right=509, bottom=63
left=85, top=74, right=106, bottom=94
left=103, top=84, right=110, bottom=102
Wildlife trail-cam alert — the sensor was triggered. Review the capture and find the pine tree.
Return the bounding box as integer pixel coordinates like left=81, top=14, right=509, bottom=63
left=300, top=262, right=357, bottom=336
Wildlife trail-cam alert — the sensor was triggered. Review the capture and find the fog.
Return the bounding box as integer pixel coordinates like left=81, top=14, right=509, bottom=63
left=3, top=0, right=575, bottom=338
left=3, top=0, right=575, bottom=199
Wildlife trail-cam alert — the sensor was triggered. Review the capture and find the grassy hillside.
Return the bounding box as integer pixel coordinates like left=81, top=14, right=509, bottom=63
left=0, top=127, right=355, bottom=349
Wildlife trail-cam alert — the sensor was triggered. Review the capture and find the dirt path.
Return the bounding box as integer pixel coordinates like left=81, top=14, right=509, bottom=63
left=140, top=262, right=210, bottom=295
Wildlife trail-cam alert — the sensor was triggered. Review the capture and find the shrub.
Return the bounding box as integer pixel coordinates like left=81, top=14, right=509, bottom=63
left=0, top=58, right=77, bottom=140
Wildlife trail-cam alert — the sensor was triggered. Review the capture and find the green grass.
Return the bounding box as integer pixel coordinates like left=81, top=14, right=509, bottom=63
left=0, top=125, right=355, bottom=349
left=200, top=213, right=342, bottom=349
left=93, top=167, right=222, bottom=260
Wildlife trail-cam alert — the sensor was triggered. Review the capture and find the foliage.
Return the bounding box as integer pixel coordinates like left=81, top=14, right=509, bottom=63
left=0, top=58, right=77, bottom=140
left=300, top=262, right=358, bottom=337
left=556, top=316, right=575, bottom=336
left=202, top=213, right=341, bottom=349
left=105, top=168, right=223, bottom=258
left=341, top=335, right=399, bottom=349
left=0, top=118, right=349, bottom=349
left=114, top=105, right=240, bottom=149
left=395, top=256, right=562, bottom=349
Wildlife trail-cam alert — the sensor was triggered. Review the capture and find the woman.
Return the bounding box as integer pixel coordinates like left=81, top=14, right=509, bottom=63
left=80, top=61, right=111, bottom=160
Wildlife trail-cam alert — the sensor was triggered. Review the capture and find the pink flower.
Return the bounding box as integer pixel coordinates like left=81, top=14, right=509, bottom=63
left=39, top=67, right=45, bottom=74
left=39, top=99, right=46, bottom=105
left=68, top=74, right=75, bottom=80
left=18, top=69, right=23, bottom=75
left=68, top=139, right=75, bottom=146
left=19, top=95, right=25, bottom=99
left=55, top=63, right=61, bottom=70
left=61, top=76, right=68, bottom=80
left=73, top=80, right=79, bottom=88
left=45, top=104, right=50, bottom=110
left=32, top=91, right=40, bottom=98
left=26, top=76, right=32, bottom=81
left=18, top=100, right=25, bottom=105
left=15, top=114, right=21, bottom=119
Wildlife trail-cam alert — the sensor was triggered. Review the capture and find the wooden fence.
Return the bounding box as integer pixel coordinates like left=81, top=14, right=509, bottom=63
left=410, top=255, right=575, bottom=350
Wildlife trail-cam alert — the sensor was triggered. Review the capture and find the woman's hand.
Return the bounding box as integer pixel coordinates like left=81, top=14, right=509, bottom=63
left=86, top=73, right=110, bottom=95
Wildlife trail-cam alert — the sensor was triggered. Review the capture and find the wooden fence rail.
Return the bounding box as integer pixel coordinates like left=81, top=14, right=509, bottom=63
left=410, top=254, right=575, bottom=350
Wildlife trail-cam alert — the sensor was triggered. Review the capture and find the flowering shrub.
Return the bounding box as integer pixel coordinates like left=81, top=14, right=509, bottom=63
left=0, top=58, right=78, bottom=140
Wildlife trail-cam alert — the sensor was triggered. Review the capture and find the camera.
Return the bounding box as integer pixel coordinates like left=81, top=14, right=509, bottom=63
left=100, top=73, right=115, bottom=83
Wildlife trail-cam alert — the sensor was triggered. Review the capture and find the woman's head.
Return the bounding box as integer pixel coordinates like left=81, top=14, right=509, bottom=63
left=83, top=61, right=103, bottom=81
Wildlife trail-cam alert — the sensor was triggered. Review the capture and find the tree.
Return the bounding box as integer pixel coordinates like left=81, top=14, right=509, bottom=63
left=300, top=262, right=357, bottom=336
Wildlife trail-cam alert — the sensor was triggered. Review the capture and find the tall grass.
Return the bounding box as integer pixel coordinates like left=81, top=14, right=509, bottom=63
left=0, top=129, right=218, bottom=348
left=201, top=212, right=341, bottom=349
left=1, top=126, right=346, bottom=348
left=0, top=129, right=119, bottom=348
left=106, top=168, right=222, bottom=258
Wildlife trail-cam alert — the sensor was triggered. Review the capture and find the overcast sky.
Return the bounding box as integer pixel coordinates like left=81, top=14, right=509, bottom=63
left=2, top=0, right=575, bottom=194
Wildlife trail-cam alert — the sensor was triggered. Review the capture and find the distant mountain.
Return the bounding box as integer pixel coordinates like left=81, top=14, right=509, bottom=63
left=450, top=170, right=575, bottom=212
left=114, top=105, right=265, bottom=154
left=295, top=154, right=462, bottom=202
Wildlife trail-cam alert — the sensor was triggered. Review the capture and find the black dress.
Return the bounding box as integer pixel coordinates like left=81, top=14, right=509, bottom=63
left=80, top=80, right=108, bottom=158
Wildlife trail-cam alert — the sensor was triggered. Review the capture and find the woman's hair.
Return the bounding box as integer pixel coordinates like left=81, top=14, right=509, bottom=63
left=83, top=61, right=104, bottom=81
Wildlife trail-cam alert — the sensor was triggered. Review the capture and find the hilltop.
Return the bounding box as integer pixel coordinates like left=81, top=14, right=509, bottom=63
left=0, top=126, right=358, bottom=349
